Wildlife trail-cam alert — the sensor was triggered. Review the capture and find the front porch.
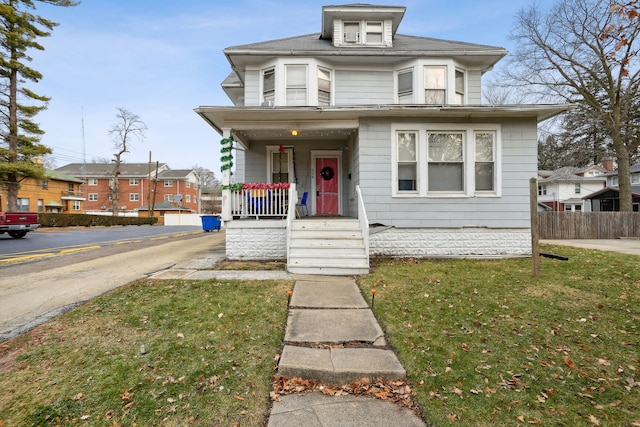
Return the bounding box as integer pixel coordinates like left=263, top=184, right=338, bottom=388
left=224, top=184, right=370, bottom=275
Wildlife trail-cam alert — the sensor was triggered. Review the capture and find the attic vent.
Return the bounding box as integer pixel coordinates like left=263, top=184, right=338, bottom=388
left=344, top=32, right=359, bottom=43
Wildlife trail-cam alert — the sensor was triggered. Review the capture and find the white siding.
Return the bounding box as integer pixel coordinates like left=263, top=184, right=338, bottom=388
left=335, top=70, right=393, bottom=104
left=467, top=69, right=482, bottom=104
left=356, top=118, right=537, bottom=228
left=244, top=70, right=260, bottom=106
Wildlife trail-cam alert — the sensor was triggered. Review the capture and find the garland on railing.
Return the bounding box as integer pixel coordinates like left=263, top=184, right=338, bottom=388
left=242, top=182, right=290, bottom=190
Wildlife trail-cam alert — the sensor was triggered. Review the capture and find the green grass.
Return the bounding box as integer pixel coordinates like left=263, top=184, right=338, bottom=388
left=1, top=244, right=638, bottom=426
left=0, top=278, right=292, bottom=426
left=358, top=245, right=640, bottom=426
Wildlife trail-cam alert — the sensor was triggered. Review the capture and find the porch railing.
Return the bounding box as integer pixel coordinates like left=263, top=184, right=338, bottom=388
left=230, top=185, right=291, bottom=218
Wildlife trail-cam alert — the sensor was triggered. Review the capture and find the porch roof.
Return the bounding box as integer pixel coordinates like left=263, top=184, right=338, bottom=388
left=195, top=104, right=573, bottom=147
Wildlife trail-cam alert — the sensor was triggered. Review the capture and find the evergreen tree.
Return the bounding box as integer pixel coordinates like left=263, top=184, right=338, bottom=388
left=0, top=0, right=78, bottom=211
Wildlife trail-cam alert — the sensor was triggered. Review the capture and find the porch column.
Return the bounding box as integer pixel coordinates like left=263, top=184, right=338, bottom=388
left=221, top=127, right=232, bottom=222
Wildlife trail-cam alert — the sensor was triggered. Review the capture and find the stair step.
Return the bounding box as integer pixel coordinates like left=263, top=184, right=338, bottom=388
left=278, top=345, right=406, bottom=384
left=287, top=265, right=370, bottom=275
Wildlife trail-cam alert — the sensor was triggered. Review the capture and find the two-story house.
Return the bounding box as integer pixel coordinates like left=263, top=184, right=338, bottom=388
left=195, top=3, right=570, bottom=274
left=583, top=162, right=640, bottom=211
left=55, top=163, right=200, bottom=215
left=537, top=164, right=610, bottom=212
left=1, top=169, right=84, bottom=213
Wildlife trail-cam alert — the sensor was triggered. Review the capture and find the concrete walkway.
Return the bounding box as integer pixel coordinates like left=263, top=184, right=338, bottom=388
left=151, top=267, right=426, bottom=425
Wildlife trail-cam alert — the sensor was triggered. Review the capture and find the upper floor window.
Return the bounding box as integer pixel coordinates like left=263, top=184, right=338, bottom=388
left=286, top=65, right=307, bottom=106
left=455, top=69, right=465, bottom=104
left=397, top=68, right=413, bottom=104
left=89, top=193, right=98, bottom=201
left=632, top=173, right=640, bottom=184
left=130, top=178, right=139, bottom=185
left=164, top=180, right=173, bottom=187
left=186, top=181, right=191, bottom=188
left=318, top=67, right=331, bottom=106
left=130, top=193, right=139, bottom=202
left=88, top=178, right=98, bottom=186
left=365, top=22, right=383, bottom=44
left=538, top=185, right=547, bottom=196
left=343, top=22, right=360, bottom=43
left=41, top=180, right=48, bottom=189
left=263, top=68, right=275, bottom=104
left=165, top=194, right=173, bottom=202
left=575, top=183, right=581, bottom=194
left=68, top=183, right=75, bottom=192
left=425, top=66, right=446, bottom=104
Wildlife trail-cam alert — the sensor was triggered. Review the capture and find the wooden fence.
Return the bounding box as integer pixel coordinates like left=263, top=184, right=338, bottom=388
left=538, top=212, right=640, bottom=239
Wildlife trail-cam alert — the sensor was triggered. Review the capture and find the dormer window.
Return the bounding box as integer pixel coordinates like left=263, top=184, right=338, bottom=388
left=343, top=22, right=359, bottom=43
left=365, top=22, right=383, bottom=44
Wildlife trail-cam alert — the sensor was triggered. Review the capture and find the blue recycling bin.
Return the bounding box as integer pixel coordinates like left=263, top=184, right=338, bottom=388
left=201, top=215, right=221, bottom=232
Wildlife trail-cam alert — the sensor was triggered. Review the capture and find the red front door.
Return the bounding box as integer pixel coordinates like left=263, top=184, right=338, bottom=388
left=315, top=157, right=339, bottom=215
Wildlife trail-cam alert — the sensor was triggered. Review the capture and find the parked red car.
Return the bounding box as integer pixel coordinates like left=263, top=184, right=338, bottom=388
left=0, top=212, right=39, bottom=238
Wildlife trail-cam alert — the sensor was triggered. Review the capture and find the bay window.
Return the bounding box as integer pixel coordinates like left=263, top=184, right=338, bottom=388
left=425, top=66, right=446, bottom=104
left=397, top=68, right=413, bottom=104
left=286, top=65, right=307, bottom=106
left=455, top=69, right=465, bottom=104
left=262, top=68, right=275, bottom=104
left=318, top=67, right=331, bottom=106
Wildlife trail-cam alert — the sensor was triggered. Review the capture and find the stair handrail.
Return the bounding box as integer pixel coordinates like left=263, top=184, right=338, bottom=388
left=286, top=183, right=297, bottom=267
left=355, top=185, right=370, bottom=266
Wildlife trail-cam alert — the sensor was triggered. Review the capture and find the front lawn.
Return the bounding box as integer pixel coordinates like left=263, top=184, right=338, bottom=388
left=358, top=245, right=640, bottom=426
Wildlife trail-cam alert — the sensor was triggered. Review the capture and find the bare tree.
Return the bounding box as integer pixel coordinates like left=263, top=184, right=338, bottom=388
left=108, top=107, right=146, bottom=216
left=506, top=0, right=640, bottom=211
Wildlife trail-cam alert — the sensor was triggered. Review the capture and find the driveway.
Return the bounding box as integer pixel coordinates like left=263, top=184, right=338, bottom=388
left=541, top=239, right=640, bottom=256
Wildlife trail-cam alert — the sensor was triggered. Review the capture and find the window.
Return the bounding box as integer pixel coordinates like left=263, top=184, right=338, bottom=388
left=365, top=22, right=383, bottom=44
left=72, top=201, right=81, bottom=211
left=392, top=124, right=500, bottom=197
left=68, top=183, right=74, bottom=192
left=425, top=66, right=446, bottom=104
left=165, top=194, right=173, bottom=202
left=186, top=195, right=191, bottom=203
left=88, top=178, right=98, bottom=186
left=130, top=193, right=139, bottom=202
left=474, top=132, right=495, bottom=191
left=575, top=183, right=581, bottom=194
left=186, top=181, right=191, bottom=188
left=455, top=69, right=465, bottom=104
left=397, top=69, right=413, bottom=104
left=271, top=150, right=291, bottom=183
left=286, top=65, right=307, bottom=106
left=397, top=132, right=417, bottom=191
left=130, top=178, right=139, bottom=185
left=538, top=185, right=547, bottom=196
left=38, top=199, right=43, bottom=212
left=612, top=176, right=619, bottom=186
left=263, top=68, right=275, bottom=104
left=41, top=180, right=48, bottom=189
left=164, top=180, right=173, bottom=187
left=17, top=198, right=29, bottom=211
left=318, top=67, right=331, bottom=106
left=632, top=173, right=640, bottom=184
left=343, top=22, right=359, bottom=43
left=89, top=193, right=98, bottom=201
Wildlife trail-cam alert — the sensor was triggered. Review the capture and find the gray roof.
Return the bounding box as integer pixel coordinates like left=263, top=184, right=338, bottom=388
left=538, top=166, right=607, bottom=184
left=56, top=163, right=168, bottom=178
left=156, top=169, right=195, bottom=180
left=603, top=162, right=640, bottom=177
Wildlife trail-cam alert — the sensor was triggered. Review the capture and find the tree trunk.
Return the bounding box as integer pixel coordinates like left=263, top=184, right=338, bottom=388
left=6, top=45, right=19, bottom=212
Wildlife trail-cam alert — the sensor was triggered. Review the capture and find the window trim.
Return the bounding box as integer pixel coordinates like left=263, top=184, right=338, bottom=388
left=391, top=123, right=501, bottom=198
left=130, top=193, right=139, bottom=202
left=285, top=64, right=308, bottom=106
left=89, top=193, right=98, bottom=201
left=129, top=178, right=139, bottom=186
left=396, top=67, right=414, bottom=104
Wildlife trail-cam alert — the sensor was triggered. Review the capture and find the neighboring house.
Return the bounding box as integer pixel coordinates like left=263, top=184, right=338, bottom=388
left=583, top=162, right=640, bottom=211
left=0, top=169, right=84, bottom=213
left=537, top=164, right=609, bottom=212
left=55, top=163, right=200, bottom=215
left=195, top=3, right=570, bottom=273
left=200, top=185, right=222, bottom=214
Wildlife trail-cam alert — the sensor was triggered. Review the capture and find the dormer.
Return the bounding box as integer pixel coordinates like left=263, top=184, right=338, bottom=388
left=321, top=4, right=406, bottom=47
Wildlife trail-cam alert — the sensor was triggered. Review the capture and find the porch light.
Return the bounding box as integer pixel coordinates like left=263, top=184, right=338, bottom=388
left=291, top=130, right=298, bottom=136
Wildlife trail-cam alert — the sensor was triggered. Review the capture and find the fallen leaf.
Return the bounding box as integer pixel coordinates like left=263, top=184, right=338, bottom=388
left=234, top=395, right=245, bottom=401
left=564, top=357, right=575, bottom=369
left=177, top=333, right=185, bottom=339
left=448, top=413, right=458, bottom=421
left=218, top=313, right=224, bottom=318
left=517, top=415, right=525, bottom=422
left=589, top=414, right=600, bottom=425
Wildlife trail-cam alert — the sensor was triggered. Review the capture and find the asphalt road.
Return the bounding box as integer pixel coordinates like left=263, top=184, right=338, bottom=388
left=0, top=230, right=226, bottom=343
left=0, top=225, right=205, bottom=262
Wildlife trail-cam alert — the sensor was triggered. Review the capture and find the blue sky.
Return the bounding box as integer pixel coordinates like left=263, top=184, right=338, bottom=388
left=31, top=0, right=554, bottom=174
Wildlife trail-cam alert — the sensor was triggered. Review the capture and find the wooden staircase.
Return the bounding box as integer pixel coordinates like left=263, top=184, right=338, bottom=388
left=287, top=218, right=369, bottom=275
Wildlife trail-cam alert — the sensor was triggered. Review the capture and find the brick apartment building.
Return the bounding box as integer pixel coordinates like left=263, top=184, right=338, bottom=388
left=55, top=163, right=200, bottom=214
